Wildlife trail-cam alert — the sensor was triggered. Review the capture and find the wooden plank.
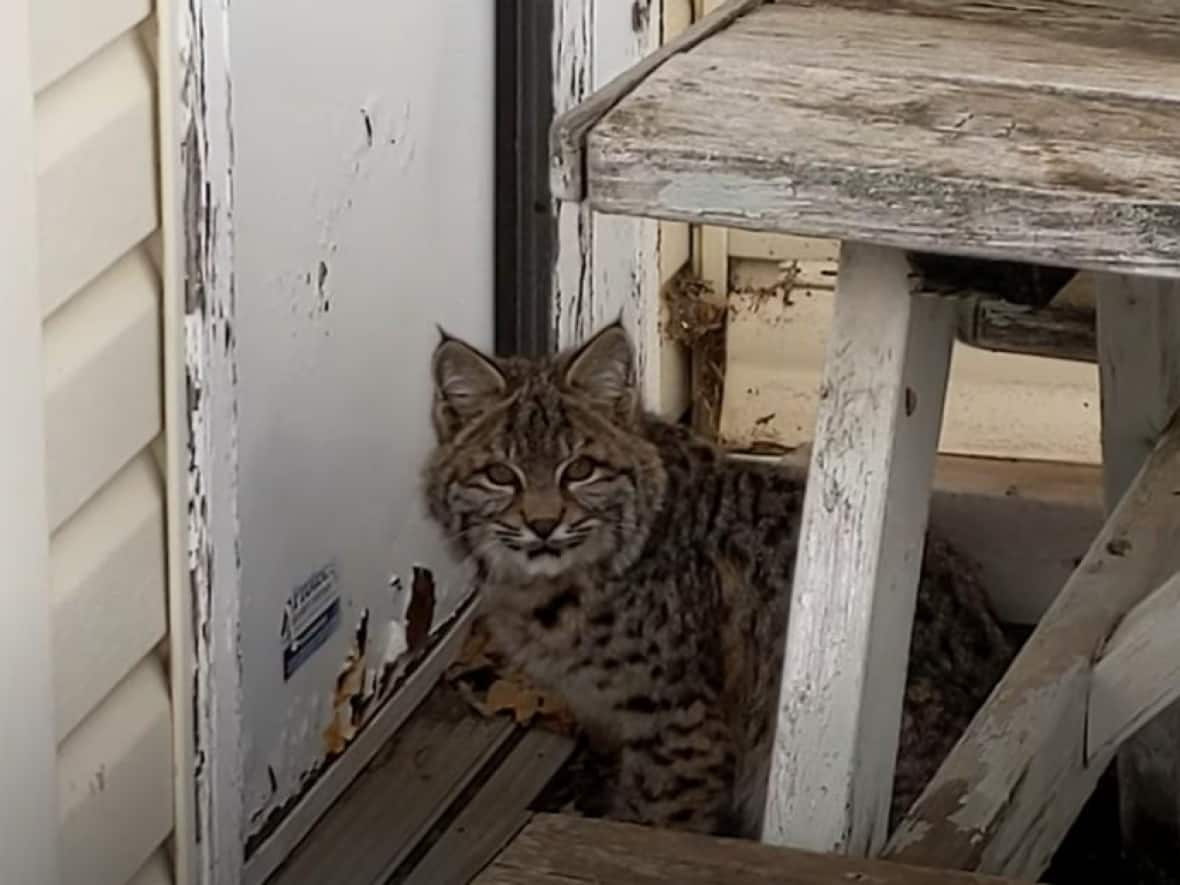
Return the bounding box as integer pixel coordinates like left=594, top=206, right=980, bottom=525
left=762, top=244, right=956, bottom=855
left=267, top=688, right=515, bottom=885
left=243, top=601, right=478, bottom=884
left=803, top=0, right=1180, bottom=55
left=1095, top=274, right=1180, bottom=862
left=957, top=296, right=1096, bottom=364
left=475, top=814, right=1025, bottom=885
left=586, top=4, right=1180, bottom=276
left=549, top=0, right=764, bottom=201
left=0, top=2, right=61, bottom=877
left=1088, top=571, right=1180, bottom=763
left=884, top=416, right=1180, bottom=879
left=400, top=729, right=575, bottom=885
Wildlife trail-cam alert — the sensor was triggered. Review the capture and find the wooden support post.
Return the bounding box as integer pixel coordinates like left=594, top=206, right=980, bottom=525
left=884, top=415, right=1180, bottom=880
left=1095, top=275, right=1180, bottom=866
left=762, top=243, right=956, bottom=856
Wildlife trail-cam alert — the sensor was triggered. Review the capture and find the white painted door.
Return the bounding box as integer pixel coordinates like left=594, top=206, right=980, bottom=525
left=180, top=2, right=496, bottom=882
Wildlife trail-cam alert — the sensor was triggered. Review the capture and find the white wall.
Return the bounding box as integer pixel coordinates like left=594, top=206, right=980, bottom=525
left=228, top=0, right=493, bottom=857
left=0, top=2, right=60, bottom=881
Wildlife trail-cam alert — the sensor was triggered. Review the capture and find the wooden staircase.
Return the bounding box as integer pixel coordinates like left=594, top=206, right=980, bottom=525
left=551, top=1, right=1180, bottom=880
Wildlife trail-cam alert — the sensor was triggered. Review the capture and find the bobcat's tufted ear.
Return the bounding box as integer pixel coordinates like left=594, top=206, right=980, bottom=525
left=431, top=331, right=506, bottom=442
left=563, top=320, right=638, bottom=420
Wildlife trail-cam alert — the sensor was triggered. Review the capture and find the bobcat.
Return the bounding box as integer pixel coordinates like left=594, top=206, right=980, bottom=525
left=422, top=321, right=1011, bottom=837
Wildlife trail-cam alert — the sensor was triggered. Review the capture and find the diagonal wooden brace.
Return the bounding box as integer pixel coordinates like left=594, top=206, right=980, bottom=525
left=884, top=411, right=1180, bottom=880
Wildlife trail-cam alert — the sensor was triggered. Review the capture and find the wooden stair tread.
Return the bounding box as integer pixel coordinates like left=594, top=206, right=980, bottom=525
left=559, top=0, right=1180, bottom=276
left=475, top=813, right=1025, bottom=884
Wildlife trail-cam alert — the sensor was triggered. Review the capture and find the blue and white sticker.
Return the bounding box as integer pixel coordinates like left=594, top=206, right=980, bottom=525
left=281, top=563, right=341, bottom=681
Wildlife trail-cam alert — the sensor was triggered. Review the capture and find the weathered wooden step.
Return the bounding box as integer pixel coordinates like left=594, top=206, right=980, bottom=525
left=553, top=0, right=1180, bottom=277
left=475, top=813, right=1027, bottom=884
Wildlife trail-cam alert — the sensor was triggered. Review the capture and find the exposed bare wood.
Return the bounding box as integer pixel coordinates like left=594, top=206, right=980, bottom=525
left=585, top=3, right=1180, bottom=275
left=763, top=244, right=956, bottom=855
left=1095, top=274, right=1180, bottom=863
left=549, top=0, right=764, bottom=201
left=957, top=296, right=1096, bottom=364
left=1088, top=571, right=1180, bottom=763
left=244, top=602, right=478, bottom=884
left=884, top=416, right=1180, bottom=880
left=267, top=688, right=515, bottom=885
left=401, top=729, right=574, bottom=885
left=475, top=814, right=1026, bottom=885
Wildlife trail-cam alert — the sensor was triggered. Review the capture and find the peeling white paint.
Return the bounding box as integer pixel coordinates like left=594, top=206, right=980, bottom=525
left=224, top=0, right=494, bottom=869
left=552, top=0, right=664, bottom=406
left=179, top=0, right=243, bottom=881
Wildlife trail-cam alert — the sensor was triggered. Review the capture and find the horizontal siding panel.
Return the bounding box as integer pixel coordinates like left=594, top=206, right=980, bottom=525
left=726, top=231, right=839, bottom=263
left=58, top=656, right=173, bottom=885
left=719, top=282, right=1100, bottom=463
left=29, top=0, right=151, bottom=92
left=43, top=246, right=162, bottom=529
left=36, top=30, right=157, bottom=317
left=50, top=451, right=166, bottom=740
left=128, top=849, right=173, bottom=885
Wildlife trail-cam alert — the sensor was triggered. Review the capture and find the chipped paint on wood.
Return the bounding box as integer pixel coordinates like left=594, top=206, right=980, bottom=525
left=181, top=5, right=495, bottom=882
left=552, top=0, right=663, bottom=408
left=885, top=420, right=1180, bottom=879
left=179, top=0, right=243, bottom=880
left=242, top=593, right=478, bottom=874
left=582, top=2, right=1180, bottom=277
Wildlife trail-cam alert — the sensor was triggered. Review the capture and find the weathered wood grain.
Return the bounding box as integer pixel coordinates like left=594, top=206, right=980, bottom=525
left=584, top=3, right=1180, bottom=275
left=1088, top=570, right=1180, bottom=764
left=957, top=296, right=1096, bottom=363
left=763, top=244, right=956, bottom=855
left=1095, top=274, right=1180, bottom=866
left=552, top=0, right=665, bottom=416
left=475, top=814, right=1025, bottom=884
left=267, top=688, right=515, bottom=885
left=399, top=728, right=574, bottom=885
left=884, top=415, right=1180, bottom=879
left=793, top=0, right=1180, bottom=57
left=549, top=0, right=764, bottom=201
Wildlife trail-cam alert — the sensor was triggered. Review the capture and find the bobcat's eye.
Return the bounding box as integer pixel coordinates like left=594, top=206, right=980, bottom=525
left=483, top=463, right=518, bottom=487
left=562, top=456, right=596, bottom=483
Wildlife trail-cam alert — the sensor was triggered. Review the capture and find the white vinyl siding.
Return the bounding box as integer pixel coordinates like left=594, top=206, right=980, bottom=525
left=29, top=0, right=174, bottom=882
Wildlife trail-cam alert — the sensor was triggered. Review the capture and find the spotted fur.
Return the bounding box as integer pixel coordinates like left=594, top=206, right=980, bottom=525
left=422, top=322, right=1012, bottom=837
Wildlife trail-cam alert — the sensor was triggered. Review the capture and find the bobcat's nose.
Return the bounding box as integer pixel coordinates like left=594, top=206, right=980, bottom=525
left=526, top=517, right=560, bottom=540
